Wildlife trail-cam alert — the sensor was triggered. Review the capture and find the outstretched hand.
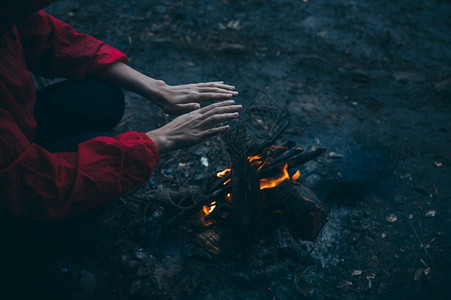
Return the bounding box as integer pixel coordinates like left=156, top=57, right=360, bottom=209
left=102, top=62, right=237, bottom=115
left=151, top=81, right=238, bottom=115
left=146, top=100, right=242, bottom=154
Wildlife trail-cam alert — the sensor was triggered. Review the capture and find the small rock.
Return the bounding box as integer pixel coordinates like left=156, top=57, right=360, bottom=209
left=386, top=213, right=398, bottom=223
left=434, top=161, right=443, bottom=167
left=201, top=156, right=209, bottom=167
left=425, top=210, right=436, bottom=217
left=337, top=280, right=353, bottom=289
left=135, top=248, right=147, bottom=260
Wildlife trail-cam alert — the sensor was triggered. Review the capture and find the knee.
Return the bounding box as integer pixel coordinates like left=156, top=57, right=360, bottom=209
left=100, top=81, right=125, bottom=118
left=92, top=80, right=125, bottom=130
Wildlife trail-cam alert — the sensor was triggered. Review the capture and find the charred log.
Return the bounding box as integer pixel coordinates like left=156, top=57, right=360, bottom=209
left=230, top=156, right=263, bottom=243
left=259, top=148, right=326, bottom=178
left=263, top=181, right=327, bottom=241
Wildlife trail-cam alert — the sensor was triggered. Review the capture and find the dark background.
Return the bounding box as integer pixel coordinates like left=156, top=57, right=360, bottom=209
left=45, top=0, right=450, bottom=299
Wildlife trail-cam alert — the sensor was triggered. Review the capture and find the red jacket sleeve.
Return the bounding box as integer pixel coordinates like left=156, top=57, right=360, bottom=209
left=0, top=9, right=159, bottom=220
left=17, top=10, right=127, bottom=79
left=0, top=127, right=159, bottom=220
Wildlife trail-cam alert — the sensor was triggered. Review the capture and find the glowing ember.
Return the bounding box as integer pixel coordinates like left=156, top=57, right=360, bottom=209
left=226, top=193, right=232, bottom=203
left=223, top=178, right=231, bottom=185
left=247, top=155, right=262, bottom=163
left=203, top=201, right=216, bottom=215
left=292, top=170, right=301, bottom=181
left=247, top=154, right=274, bottom=171
left=216, top=169, right=231, bottom=177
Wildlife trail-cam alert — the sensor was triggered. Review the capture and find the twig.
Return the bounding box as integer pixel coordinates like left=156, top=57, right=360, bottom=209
left=407, top=215, right=431, bottom=260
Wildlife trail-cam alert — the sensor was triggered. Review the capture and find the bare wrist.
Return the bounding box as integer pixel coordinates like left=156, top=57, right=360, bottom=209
left=144, top=78, right=168, bottom=104
left=146, top=130, right=171, bottom=155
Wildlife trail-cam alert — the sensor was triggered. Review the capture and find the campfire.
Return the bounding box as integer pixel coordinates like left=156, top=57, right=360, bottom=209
left=201, top=139, right=327, bottom=242
left=151, top=95, right=328, bottom=254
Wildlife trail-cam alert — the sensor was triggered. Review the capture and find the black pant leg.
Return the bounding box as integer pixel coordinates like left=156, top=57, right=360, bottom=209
left=33, top=79, right=125, bottom=144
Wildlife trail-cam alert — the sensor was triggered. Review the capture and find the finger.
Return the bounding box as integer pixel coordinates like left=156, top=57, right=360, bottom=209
left=173, top=82, right=236, bottom=91
left=197, top=82, right=236, bottom=90
left=200, top=112, right=240, bottom=127
left=202, top=125, right=230, bottom=139
left=168, top=89, right=235, bottom=104
left=188, top=92, right=238, bottom=104
left=199, top=92, right=236, bottom=101
left=201, top=105, right=242, bottom=121
left=198, top=87, right=239, bottom=95
left=199, top=103, right=242, bottom=118
left=170, top=103, right=201, bottom=114
left=198, top=100, right=236, bottom=114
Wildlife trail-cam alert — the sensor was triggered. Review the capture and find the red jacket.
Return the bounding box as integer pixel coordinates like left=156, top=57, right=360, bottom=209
left=0, top=6, right=159, bottom=220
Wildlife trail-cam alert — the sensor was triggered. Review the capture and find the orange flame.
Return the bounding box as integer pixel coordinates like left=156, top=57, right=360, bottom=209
left=203, top=201, right=216, bottom=215
left=211, top=147, right=302, bottom=213
left=260, top=163, right=290, bottom=190
left=256, top=157, right=273, bottom=171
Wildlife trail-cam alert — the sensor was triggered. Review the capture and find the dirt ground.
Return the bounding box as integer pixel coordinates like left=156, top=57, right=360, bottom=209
left=45, top=0, right=450, bottom=299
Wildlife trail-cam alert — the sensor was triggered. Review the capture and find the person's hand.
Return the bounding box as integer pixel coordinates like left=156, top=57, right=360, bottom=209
left=149, top=81, right=238, bottom=115
left=146, top=100, right=242, bottom=154
left=102, top=62, right=237, bottom=115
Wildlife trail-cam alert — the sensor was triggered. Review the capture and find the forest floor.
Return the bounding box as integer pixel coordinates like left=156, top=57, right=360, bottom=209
left=46, top=0, right=450, bottom=299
